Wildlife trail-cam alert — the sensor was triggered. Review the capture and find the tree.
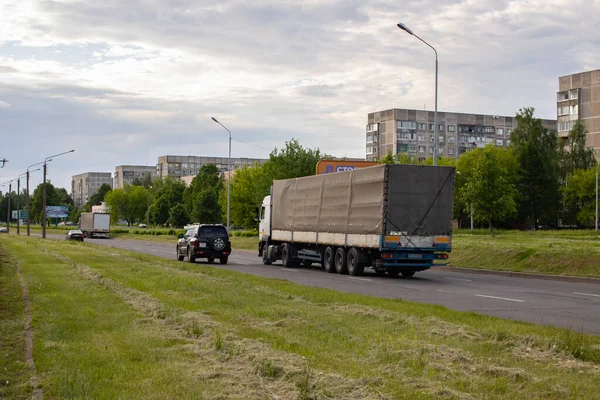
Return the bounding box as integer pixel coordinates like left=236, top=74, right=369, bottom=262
left=223, top=164, right=271, bottom=229
left=510, top=107, right=560, bottom=228
left=459, top=146, right=518, bottom=235
left=266, top=138, right=324, bottom=180
left=150, top=195, right=171, bottom=226
left=169, top=203, right=189, bottom=228
left=84, top=183, right=112, bottom=211
left=561, top=168, right=596, bottom=227
left=379, top=152, right=396, bottom=164
left=29, top=183, right=73, bottom=223
left=131, top=172, right=154, bottom=188
left=183, top=165, right=224, bottom=224
left=104, top=185, right=148, bottom=226
left=558, top=121, right=596, bottom=179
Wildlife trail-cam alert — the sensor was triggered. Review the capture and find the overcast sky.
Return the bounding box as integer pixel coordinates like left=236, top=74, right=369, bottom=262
left=1, top=0, right=599, bottom=193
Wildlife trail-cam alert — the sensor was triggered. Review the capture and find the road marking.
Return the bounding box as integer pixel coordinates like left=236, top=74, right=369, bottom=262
left=444, top=277, right=472, bottom=282
left=235, top=262, right=250, bottom=265
left=438, top=289, right=460, bottom=294
left=574, top=292, right=600, bottom=298
left=475, top=294, right=524, bottom=303
left=347, top=277, right=372, bottom=282
left=280, top=268, right=298, bottom=272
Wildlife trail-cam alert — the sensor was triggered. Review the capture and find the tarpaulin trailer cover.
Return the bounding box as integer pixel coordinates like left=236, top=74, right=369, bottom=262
left=271, top=164, right=454, bottom=238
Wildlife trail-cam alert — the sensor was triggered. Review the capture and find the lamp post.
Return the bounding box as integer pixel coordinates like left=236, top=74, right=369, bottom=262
left=211, top=117, right=231, bottom=231
left=17, top=170, right=38, bottom=235
left=1, top=178, right=16, bottom=233
left=456, top=171, right=474, bottom=231
left=147, top=185, right=153, bottom=226
left=26, top=161, right=47, bottom=236
left=397, top=22, right=439, bottom=166
left=42, top=150, right=75, bottom=239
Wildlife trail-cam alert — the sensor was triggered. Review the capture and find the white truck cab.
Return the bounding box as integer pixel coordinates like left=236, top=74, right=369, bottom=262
left=259, top=195, right=271, bottom=241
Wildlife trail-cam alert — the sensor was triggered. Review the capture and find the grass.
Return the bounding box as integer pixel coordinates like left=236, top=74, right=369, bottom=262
left=1, top=235, right=600, bottom=399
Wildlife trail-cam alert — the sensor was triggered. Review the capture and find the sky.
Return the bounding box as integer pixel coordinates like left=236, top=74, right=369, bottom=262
left=1, top=0, right=599, bottom=193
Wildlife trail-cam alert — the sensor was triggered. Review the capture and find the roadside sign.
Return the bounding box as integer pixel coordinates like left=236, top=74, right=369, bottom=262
left=46, top=206, right=69, bottom=218
left=316, top=160, right=379, bottom=175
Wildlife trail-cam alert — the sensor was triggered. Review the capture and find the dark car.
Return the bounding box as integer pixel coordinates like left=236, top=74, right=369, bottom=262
left=176, top=224, right=231, bottom=264
left=65, top=229, right=84, bottom=242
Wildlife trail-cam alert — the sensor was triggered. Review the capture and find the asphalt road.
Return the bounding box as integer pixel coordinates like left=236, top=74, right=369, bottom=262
left=44, top=235, right=600, bottom=335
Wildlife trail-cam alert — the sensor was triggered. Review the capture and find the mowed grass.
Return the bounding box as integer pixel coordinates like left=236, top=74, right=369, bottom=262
left=2, top=236, right=600, bottom=399
left=451, top=230, right=600, bottom=278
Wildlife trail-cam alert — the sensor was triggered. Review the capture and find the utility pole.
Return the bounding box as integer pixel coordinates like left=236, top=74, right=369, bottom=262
left=6, top=181, right=11, bottom=233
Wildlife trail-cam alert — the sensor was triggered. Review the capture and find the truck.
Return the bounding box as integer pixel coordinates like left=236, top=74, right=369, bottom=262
left=79, top=212, right=111, bottom=238
left=258, top=164, right=454, bottom=277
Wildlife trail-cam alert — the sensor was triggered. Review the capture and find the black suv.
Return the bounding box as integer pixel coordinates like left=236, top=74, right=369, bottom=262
left=177, top=224, right=231, bottom=264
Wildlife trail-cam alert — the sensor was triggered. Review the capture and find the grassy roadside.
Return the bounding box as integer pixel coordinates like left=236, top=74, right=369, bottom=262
left=2, top=235, right=600, bottom=399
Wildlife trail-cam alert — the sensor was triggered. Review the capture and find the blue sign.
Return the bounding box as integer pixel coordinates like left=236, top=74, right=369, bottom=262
left=46, top=206, right=69, bottom=218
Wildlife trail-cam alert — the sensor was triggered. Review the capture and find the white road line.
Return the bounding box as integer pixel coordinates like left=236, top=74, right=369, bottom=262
left=280, top=268, right=298, bottom=272
left=574, top=292, right=600, bottom=298
left=348, top=277, right=372, bottom=282
left=235, top=262, right=250, bottom=265
left=438, top=289, right=460, bottom=294
left=475, top=294, right=524, bottom=303
left=444, top=277, right=473, bottom=282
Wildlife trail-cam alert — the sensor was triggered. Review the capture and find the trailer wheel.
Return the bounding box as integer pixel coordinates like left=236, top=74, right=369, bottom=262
left=401, top=271, right=415, bottom=278
left=282, top=244, right=297, bottom=268
left=347, top=248, right=364, bottom=276
left=323, top=247, right=335, bottom=273
left=335, top=248, right=348, bottom=274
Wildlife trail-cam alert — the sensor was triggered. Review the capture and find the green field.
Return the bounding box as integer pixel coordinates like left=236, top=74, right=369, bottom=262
left=1, top=235, right=599, bottom=399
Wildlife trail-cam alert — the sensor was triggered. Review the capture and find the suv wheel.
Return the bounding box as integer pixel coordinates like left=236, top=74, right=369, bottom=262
left=187, top=248, right=196, bottom=263
left=220, top=256, right=228, bottom=265
left=207, top=257, right=215, bottom=264
left=177, top=246, right=184, bottom=261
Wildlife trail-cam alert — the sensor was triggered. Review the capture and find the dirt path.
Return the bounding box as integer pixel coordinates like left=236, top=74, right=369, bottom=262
left=17, top=262, right=43, bottom=400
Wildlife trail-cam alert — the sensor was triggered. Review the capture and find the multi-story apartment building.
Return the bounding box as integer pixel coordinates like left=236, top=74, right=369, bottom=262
left=71, top=172, right=113, bottom=208
left=557, top=69, right=600, bottom=156
left=113, top=165, right=157, bottom=189
left=366, top=109, right=556, bottom=161
left=156, top=155, right=268, bottom=179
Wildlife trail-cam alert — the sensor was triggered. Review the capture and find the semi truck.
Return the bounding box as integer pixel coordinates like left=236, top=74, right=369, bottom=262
left=79, top=212, right=111, bottom=238
left=258, top=164, right=455, bottom=277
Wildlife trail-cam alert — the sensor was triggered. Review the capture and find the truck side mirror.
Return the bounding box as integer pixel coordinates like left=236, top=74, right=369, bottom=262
left=178, top=233, right=184, bottom=239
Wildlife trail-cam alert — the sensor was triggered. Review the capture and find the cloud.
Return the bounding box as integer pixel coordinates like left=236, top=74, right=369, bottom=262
left=0, top=0, right=598, bottom=192
left=0, top=100, right=9, bottom=108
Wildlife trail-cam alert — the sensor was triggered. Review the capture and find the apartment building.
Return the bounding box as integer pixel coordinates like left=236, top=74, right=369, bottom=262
left=156, top=155, right=268, bottom=179
left=366, top=109, right=556, bottom=161
left=113, top=165, right=157, bottom=189
left=71, top=172, right=113, bottom=208
left=557, top=69, right=600, bottom=156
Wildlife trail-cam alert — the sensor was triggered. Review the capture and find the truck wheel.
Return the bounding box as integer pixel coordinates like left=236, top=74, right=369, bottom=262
left=335, top=248, right=348, bottom=274
left=401, top=271, right=415, bottom=278
left=187, top=249, right=196, bottom=263
left=177, top=246, right=184, bottom=261
left=282, top=244, right=294, bottom=268
left=323, top=247, right=335, bottom=273
left=347, top=248, right=364, bottom=276
left=262, top=248, right=272, bottom=265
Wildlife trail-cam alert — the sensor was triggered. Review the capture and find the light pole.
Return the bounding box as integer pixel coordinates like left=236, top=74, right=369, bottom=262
left=147, top=185, right=153, bottom=226
left=17, top=170, right=38, bottom=235
left=397, top=22, right=439, bottom=166
left=42, top=150, right=75, bottom=239
left=1, top=178, right=16, bottom=233
left=456, top=171, right=474, bottom=231
left=26, top=161, right=47, bottom=236
left=211, top=117, right=231, bottom=231
left=596, top=152, right=598, bottom=233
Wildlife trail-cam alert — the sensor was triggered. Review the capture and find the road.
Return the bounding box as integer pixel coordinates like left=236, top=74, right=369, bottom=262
left=63, top=236, right=599, bottom=335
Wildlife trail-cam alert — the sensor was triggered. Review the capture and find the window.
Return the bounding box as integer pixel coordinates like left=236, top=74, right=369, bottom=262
left=398, top=132, right=416, bottom=140
left=485, top=137, right=494, bottom=144
left=448, top=148, right=455, bottom=155
left=418, top=123, right=426, bottom=130
left=366, top=123, right=378, bottom=132
left=260, top=206, right=265, bottom=220
left=438, top=147, right=444, bottom=155
left=558, top=106, right=569, bottom=116
left=366, top=134, right=373, bottom=143
left=366, top=145, right=373, bottom=154
left=397, top=120, right=417, bottom=130
left=418, top=157, right=426, bottom=162
left=429, top=123, right=434, bottom=131
left=448, top=136, right=456, bottom=144
left=496, top=139, right=503, bottom=146
left=495, top=128, right=503, bottom=136
left=485, top=126, right=494, bottom=133
left=430, top=135, right=435, bottom=143
left=418, top=134, right=425, bottom=142
left=439, top=136, right=445, bottom=143
left=506, top=139, right=511, bottom=146
left=447, top=125, right=456, bottom=132
left=439, top=124, right=444, bottom=132
left=418, top=146, right=426, bottom=153
left=506, top=128, right=512, bottom=136
left=429, top=147, right=434, bottom=154
left=571, top=105, right=578, bottom=114
left=408, top=145, right=417, bottom=153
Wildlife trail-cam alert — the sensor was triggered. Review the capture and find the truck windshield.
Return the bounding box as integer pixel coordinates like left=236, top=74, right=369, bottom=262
left=198, top=226, right=227, bottom=238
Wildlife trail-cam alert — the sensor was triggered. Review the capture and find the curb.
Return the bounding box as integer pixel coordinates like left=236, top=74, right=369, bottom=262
left=438, top=265, right=600, bottom=285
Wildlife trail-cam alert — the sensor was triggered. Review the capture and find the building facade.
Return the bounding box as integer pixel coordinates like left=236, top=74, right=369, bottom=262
left=557, top=69, right=600, bottom=156
left=366, top=109, right=556, bottom=161
left=156, top=155, right=268, bottom=179
left=113, top=165, right=157, bottom=189
left=71, top=172, right=113, bottom=208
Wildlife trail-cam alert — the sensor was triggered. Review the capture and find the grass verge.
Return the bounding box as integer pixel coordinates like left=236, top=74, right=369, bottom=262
left=1, top=235, right=600, bottom=399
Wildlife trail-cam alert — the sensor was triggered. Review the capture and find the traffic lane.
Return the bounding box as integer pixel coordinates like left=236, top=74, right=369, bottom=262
left=84, top=237, right=600, bottom=334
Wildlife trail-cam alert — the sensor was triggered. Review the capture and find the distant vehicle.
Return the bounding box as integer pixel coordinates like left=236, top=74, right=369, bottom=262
left=65, top=221, right=74, bottom=226
left=79, top=212, right=111, bottom=238
left=0, top=227, right=7, bottom=233
left=138, top=223, right=148, bottom=228
left=177, top=224, right=231, bottom=264
left=258, top=164, right=454, bottom=277
left=65, top=229, right=84, bottom=242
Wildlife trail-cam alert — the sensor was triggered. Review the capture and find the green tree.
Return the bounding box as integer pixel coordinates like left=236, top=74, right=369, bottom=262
left=150, top=195, right=171, bottom=226
left=131, top=172, right=154, bottom=188
left=84, top=183, right=112, bottom=211
left=169, top=203, right=189, bottom=228
left=104, top=185, right=148, bottom=226
left=561, top=168, right=596, bottom=227
left=266, top=138, right=324, bottom=180
left=510, top=107, right=560, bottom=228
left=183, top=165, right=224, bottom=224
left=559, top=121, right=596, bottom=177
left=459, top=146, right=518, bottom=235
left=221, top=164, right=271, bottom=229
left=29, top=183, right=73, bottom=223
left=379, top=152, right=396, bottom=164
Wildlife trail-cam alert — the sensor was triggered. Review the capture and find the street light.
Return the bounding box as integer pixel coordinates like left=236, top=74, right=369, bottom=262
left=17, top=170, right=39, bottom=235
left=211, top=117, right=231, bottom=231
left=147, top=185, right=153, bottom=226
left=397, top=22, right=439, bottom=166
left=26, top=161, right=47, bottom=236
left=1, top=178, right=17, bottom=233
left=456, top=171, right=474, bottom=231
left=42, top=150, right=75, bottom=239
